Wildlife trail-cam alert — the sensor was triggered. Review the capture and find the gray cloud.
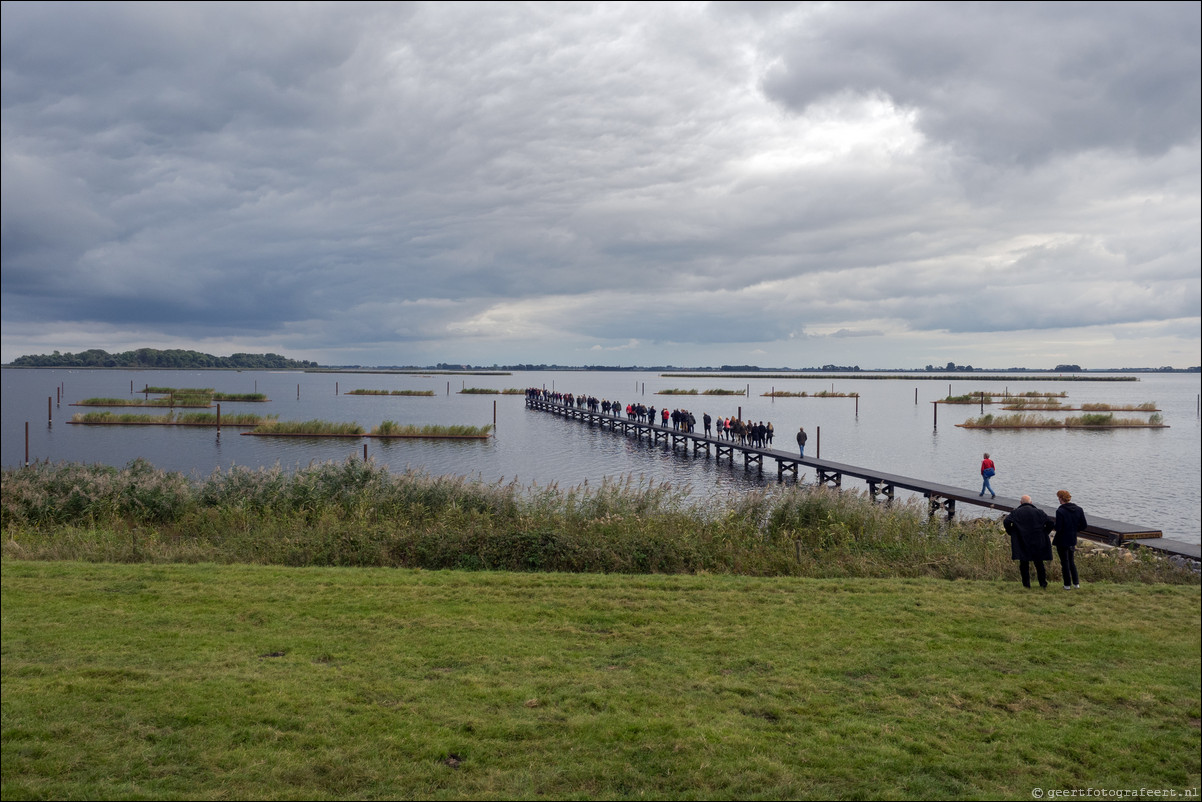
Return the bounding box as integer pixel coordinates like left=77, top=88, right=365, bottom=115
left=2, top=1, right=1198, bottom=368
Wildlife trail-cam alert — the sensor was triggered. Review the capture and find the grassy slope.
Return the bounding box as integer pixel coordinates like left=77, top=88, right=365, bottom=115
left=2, top=560, right=1199, bottom=801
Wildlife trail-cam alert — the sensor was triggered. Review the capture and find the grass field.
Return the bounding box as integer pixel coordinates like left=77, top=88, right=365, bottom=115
left=2, top=561, right=1198, bottom=801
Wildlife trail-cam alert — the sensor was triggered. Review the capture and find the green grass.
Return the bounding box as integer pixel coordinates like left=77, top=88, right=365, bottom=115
left=657, top=388, right=746, bottom=396
left=2, top=561, right=1198, bottom=801
left=248, top=419, right=364, bottom=436
left=369, top=421, right=493, bottom=437
left=459, top=387, right=500, bottom=394
left=345, top=389, right=436, bottom=396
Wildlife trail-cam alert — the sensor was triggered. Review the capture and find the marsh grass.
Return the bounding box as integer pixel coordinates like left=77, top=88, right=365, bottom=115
left=459, top=387, right=500, bottom=394
left=3, top=460, right=1193, bottom=585
left=1080, top=402, right=1160, bottom=411
left=2, top=561, right=1198, bottom=801
left=959, top=413, right=1168, bottom=428
left=69, top=412, right=275, bottom=426
left=247, top=419, right=364, bottom=436
left=75, top=397, right=212, bottom=408
left=369, top=421, right=492, bottom=437
left=211, top=392, right=269, bottom=402
left=346, top=389, right=436, bottom=396
left=764, top=390, right=859, bottom=398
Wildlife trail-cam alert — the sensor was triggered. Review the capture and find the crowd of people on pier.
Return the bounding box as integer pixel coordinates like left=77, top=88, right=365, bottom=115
left=526, top=388, right=783, bottom=450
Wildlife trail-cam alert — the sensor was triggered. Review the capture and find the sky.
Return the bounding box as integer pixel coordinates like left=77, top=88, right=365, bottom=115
left=2, top=1, right=1199, bottom=369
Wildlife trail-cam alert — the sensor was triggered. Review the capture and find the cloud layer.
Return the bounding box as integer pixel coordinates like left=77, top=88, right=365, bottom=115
left=3, top=1, right=1199, bottom=367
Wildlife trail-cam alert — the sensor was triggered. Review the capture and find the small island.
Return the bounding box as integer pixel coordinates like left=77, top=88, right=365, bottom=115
left=344, top=389, right=435, bottom=396
left=242, top=420, right=366, bottom=437
left=69, top=412, right=274, bottom=427
left=957, top=412, right=1168, bottom=429
left=366, top=422, right=493, bottom=439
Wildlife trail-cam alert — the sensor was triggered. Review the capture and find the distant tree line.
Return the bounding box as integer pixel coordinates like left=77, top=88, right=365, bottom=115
left=8, top=349, right=318, bottom=369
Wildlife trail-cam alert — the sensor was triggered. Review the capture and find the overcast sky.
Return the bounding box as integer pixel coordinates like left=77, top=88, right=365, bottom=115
left=3, top=1, right=1199, bottom=368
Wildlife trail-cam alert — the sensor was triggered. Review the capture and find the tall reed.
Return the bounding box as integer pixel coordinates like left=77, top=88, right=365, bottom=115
left=2, top=460, right=1193, bottom=584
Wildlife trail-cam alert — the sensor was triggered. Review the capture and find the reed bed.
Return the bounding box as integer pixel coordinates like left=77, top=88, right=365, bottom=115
left=941, top=393, right=999, bottom=404
left=71, top=412, right=175, bottom=424
left=75, top=397, right=211, bottom=408
left=345, top=389, right=436, bottom=396
left=139, top=386, right=216, bottom=395
left=247, top=419, right=364, bottom=436
left=2, top=459, right=1193, bottom=584
left=369, top=421, right=492, bottom=437
left=1080, top=402, right=1160, bottom=411
left=658, top=388, right=745, bottom=396
left=458, top=387, right=500, bottom=394
left=211, top=392, right=269, bottom=402
left=958, top=412, right=1167, bottom=428
left=70, top=411, right=277, bottom=426
left=764, top=390, right=859, bottom=398
left=1001, top=401, right=1065, bottom=410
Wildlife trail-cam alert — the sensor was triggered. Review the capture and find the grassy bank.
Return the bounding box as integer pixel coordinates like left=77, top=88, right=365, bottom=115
left=2, top=460, right=1194, bottom=584
left=2, top=561, right=1198, bottom=800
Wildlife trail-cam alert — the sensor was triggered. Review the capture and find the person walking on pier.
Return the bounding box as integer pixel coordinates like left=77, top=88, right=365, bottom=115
left=703, top=413, right=712, bottom=436
left=979, top=453, right=996, bottom=498
left=1004, top=495, right=1054, bottom=588
left=1053, top=489, right=1087, bottom=589
left=796, top=426, right=807, bottom=458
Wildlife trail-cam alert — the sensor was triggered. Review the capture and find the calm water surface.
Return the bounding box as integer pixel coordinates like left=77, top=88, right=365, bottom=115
left=3, top=368, right=1199, bottom=544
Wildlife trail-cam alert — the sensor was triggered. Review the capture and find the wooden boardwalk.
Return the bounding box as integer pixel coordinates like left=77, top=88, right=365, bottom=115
left=526, top=397, right=1197, bottom=560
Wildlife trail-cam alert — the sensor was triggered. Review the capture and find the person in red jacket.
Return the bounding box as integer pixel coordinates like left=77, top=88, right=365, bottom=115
left=979, top=453, right=996, bottom=498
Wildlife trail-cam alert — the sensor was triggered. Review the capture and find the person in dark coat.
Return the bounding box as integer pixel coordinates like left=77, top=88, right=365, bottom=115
left=1053, top=489, right=1087, bottom=589
left=1003, top=495, right=1054, bottom=588
left=796, top=426, right=807, bottom=458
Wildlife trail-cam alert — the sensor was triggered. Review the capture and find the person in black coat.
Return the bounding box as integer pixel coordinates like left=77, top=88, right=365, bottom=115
left=1053, top=489, right=1087, bottom=589
left=1003, top=495, right=1054, bottom=588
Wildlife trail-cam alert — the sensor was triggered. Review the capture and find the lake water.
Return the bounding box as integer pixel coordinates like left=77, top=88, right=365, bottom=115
left=3, top=368, right=1199, bottom=544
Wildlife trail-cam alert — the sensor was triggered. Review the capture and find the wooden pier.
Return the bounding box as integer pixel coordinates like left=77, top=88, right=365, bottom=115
left=526, top=397, right=1197, bottom=561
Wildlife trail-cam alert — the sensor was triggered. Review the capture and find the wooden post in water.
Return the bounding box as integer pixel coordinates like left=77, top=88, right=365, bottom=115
left=817, top=426, right=821, bottom=459
left=336, top=382, right=339, bottom=395
left=25, top=422, right=29, bottom=466
left=493, top=400, right=497, bottom=430
left=297, top=384, right=300, bottom=400
left=363, top=443, right=368, bottom=461
left=933, top=401, right=938, bottom=430
left=980, top=391, right=985, bottom=413
left=915, top=388, right=918, bottom=405
left=855, top=395, right=859, bottom=416
left=216, top=403, right=221, bottom=436
left=131, top=380, right=134, bottom=393
left=48, top=397, right=52, bottom=426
